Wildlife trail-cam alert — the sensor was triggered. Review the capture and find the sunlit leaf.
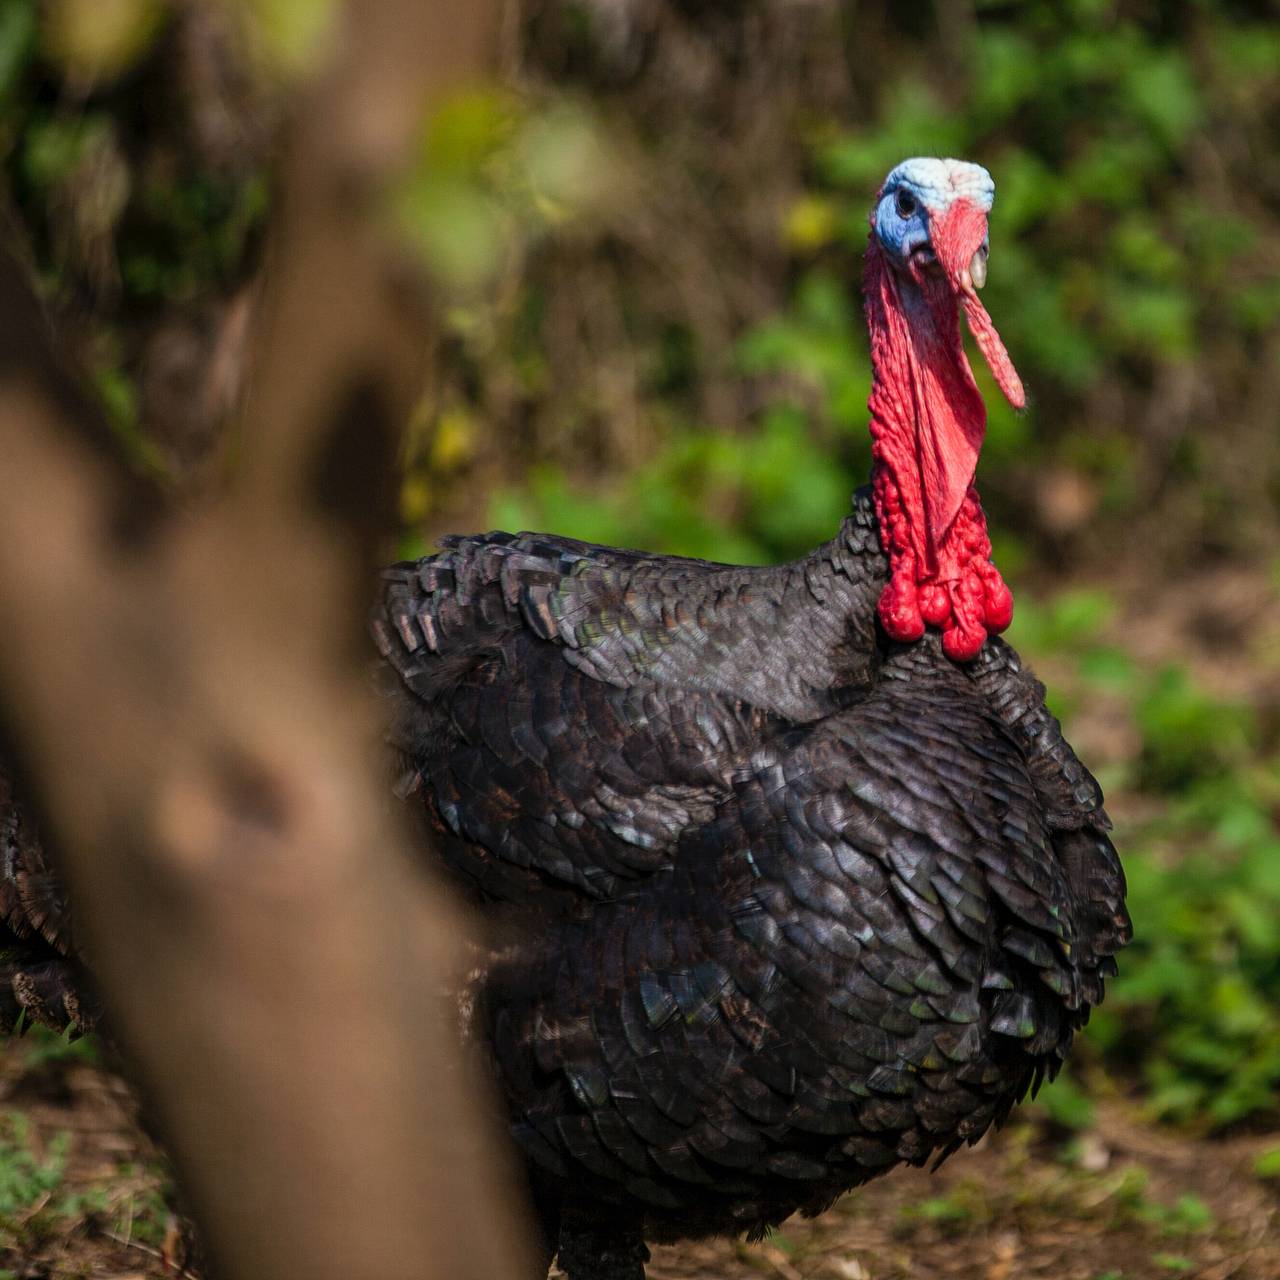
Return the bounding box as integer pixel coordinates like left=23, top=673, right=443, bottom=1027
left=42, top=0, right=167, bottom=84
left=0, top=0, right=36, bottom=97
left=230, top=0, right=339, bottom=79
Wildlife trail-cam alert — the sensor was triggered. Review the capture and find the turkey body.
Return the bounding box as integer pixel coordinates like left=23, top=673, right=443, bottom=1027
left=373, top=486, right=1130, bottom=1267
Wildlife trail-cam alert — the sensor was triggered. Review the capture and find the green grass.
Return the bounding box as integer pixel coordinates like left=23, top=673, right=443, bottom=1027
left=0, top=1105, right=175, bottom=1271
left=0, top=1112, right=69, bottom=1255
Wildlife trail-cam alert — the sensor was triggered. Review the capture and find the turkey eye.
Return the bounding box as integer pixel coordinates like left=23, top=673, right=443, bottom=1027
left=894, top=189, right=917, bottom=219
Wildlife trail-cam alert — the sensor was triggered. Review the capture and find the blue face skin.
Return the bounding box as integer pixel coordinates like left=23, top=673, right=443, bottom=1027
left=874, top=179, right=938, bottom=272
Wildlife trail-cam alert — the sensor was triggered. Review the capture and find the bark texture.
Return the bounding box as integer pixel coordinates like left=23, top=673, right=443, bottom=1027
left=0, top=2, right=533, bottom=1278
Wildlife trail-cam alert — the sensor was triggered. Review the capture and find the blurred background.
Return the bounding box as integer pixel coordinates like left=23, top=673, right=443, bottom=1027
left=2, top=0, right=1280, bottom=1275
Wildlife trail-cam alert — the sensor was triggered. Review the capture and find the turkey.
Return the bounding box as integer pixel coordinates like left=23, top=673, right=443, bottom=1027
left=0, top=157, right=1129, bottom=1280
left=371, top=156, right=1131, bottom=1277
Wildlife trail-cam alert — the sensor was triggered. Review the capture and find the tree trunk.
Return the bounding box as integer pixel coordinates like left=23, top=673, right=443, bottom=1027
left=0, top=2, right=533, bottom=1277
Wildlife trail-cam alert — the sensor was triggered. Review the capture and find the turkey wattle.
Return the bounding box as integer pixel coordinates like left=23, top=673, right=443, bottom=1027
left=0, top=157, right=1130, bottom=1280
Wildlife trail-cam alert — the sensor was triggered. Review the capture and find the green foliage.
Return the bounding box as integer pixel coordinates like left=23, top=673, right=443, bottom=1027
left=1110, top=796, right=1280, bottom=1129
left=236, top=0, right=340, bottom=78
left=1132, top=668, right=1255, bottom=793
left=737, top=271, right=873, bottom=444
left=0, top=3, right=36, bottom=103
left=0, top=1112, right=71, bottom=1258
left=886, top=1153, right=1218, bottom=1250
left=489, top=401, right=857, bottom=565
left=396, top=91, right=612, bottom=293
left=0, top=1110, right=174, bottom=1268
left=0, top=1114, right=66, bottom=1218
left=41, top=0, right=168, bottom=85
left=1089, top=1167, right=1211, bottom=1241
left=17, top=1025, right=100, bottom=1071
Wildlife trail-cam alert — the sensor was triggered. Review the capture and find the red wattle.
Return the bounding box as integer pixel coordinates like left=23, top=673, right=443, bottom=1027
left=980, top=564, right=1013, bottom=631
left=919, top=583, right=949, bottom=627
left=940, top=576, right=986, bottom=661
left=864, top=219, right=1016, bottom=661
left=878, top=575, right=925, bottom=643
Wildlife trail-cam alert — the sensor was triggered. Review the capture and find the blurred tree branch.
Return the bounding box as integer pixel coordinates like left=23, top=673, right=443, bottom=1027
left=0, top=1, right=532, bottom=1278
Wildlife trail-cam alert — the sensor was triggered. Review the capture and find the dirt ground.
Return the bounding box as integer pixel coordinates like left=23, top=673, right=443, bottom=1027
left=643, top=1110, right=1280, bottom=1280
left=0, top=1037, right=1273, bottom=1280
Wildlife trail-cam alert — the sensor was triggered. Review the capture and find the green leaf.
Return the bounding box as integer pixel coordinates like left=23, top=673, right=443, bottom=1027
left=42, top=0, right=168, bottom=84
left=0, top=0, right=35, bottom=98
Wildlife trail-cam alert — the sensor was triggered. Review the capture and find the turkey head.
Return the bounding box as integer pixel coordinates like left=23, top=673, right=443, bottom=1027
left=863, top=156, right=1024, bottom=661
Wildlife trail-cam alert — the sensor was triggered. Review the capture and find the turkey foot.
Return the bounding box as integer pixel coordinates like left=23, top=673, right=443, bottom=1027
left=556, top=1212, right=649, bottom=1280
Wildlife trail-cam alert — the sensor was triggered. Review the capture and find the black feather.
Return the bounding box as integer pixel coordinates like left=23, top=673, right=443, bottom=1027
left=372, top=485, right=1129, bottom=1261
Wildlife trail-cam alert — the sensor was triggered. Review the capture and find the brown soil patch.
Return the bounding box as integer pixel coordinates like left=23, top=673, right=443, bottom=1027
left=643, top=1105, right=1280, bottom=1280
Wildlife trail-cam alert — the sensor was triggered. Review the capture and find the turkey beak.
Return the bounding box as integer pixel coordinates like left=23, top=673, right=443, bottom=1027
left=969, top=244, right=988, bottom=290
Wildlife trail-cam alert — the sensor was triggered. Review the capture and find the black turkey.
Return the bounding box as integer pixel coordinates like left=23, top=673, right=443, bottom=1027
left=371, top=157, right=1130, bottom=1277
left=0, top=157, right=1129, bottom=1280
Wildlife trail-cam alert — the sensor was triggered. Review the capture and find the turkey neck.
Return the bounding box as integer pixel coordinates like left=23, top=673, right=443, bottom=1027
left=787, top=490, right=891, bottom=697
left=862, top=240, right=1013, bottom=662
